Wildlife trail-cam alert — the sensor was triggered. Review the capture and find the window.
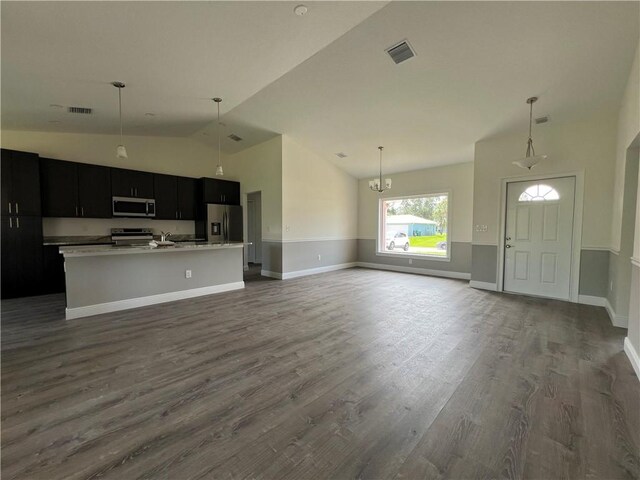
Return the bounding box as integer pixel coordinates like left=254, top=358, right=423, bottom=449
left=378, top=193, right=449, bottom=258
left=518, top=184, right=559, bottom=202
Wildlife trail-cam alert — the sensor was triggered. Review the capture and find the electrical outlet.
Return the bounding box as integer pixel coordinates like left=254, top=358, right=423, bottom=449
left=317, top=254, right=321, bottom=262
left=185, top=269, right=192, bottom=279
left=286, top=225, right=290, bottom=232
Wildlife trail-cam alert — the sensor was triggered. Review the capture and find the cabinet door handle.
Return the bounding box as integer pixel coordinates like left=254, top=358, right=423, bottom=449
left=81, top=207, right=84, bottom=217
left=16, top=217, right=19, bottom=229
left=76, top=206, right=79, bottom=217
left=135, top=188, right=138, bottom=197
left=130, top=187, right=133, bottom=196
left=9, top=217, right=12, bottom=228
left=176, top=211, right=178, bottom=219
left=8, top=202, right=11, bottom=214
left=179, top=211, right=182, bottom=219
left=15, top=203, right=18, bottom=214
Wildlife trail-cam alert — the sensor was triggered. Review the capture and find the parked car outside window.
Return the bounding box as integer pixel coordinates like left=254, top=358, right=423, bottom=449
left=385, top=232, right=410, bottom=251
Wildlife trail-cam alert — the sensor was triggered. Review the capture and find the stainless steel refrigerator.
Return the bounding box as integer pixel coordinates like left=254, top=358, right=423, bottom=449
left=206, top=204, right=243, bottom=243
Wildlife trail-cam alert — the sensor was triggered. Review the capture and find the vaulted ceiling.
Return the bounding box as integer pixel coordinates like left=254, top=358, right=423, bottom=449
left=2, top=1, right=638, bottom=178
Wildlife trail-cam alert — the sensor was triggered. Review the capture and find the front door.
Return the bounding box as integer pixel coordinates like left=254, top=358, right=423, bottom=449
left=504, top=176, right=576, bottom=300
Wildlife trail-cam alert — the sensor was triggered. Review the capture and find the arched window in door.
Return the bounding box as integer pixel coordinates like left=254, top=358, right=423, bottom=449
left=518, top=184, right=560, bottom=202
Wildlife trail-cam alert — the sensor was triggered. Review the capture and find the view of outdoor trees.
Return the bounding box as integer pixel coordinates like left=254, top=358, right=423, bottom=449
left=386, top=195, right=448, bottom=233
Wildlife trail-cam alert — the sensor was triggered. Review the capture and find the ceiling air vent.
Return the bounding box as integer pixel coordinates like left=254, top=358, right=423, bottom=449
left=228, top=133, right=243, bottom=142
left=386, top=40, right=415, bottom=64
left=535, top=116, right=549, bottom=125
left=68, top=106, right=93, bottom=114
left=335, top=152, right=348, bottom=159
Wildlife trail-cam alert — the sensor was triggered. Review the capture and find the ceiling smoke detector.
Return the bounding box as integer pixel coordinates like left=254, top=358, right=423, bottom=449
left=385, top=40, right=416, bottom=64
left=535, top=115, right=549, bottom=124
left=228, top=133, right=243, bottom=142
left=335, top=152, right=348, bottom=159
left=294, top=4, right=308, bottom=16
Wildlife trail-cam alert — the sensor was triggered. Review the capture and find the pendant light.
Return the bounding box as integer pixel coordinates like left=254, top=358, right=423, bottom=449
left=213, top=97, right=223, bottom=176
left=368, top=146, right=392, bottom=193
left=112, top=82, right=128, bottom=159
left=512, top=96, right=547, bottom=170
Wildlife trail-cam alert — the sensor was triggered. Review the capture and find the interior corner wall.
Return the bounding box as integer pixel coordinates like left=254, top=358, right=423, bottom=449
left=357, top=162, right=474, bottom=277
left=223, top=135, right=283, bottom=274
left=281, top=135, right=358, bottom=275
left=612, top=38, right=640, bottom=372
left=0, top=129, right=221, bottom=236
left=471, top=114, right=618, bottom=291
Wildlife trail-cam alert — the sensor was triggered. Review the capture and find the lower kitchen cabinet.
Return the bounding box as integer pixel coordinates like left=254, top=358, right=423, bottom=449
left=1, top=215, right=43, bottom=299
left=42, top=245, right=66, bottom=294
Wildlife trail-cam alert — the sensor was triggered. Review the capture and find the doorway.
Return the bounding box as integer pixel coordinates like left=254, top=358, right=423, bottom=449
left=246, top=191, right=262, bottom=266
left=503, top=176, right=576, bottom=300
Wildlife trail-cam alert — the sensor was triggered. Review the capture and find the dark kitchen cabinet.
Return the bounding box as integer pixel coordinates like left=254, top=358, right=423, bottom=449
left=1, top=149, right=41, bottom=216
left=111, top=168, right=154, bottom=198
left=77, top=164, right=112, bottom=218
left=200, top=178, right=240, bottom=206
left=40, top=159, right=111, bottom=218
left=177, top=177, right=197, bottom=220
left=153, top=174, right=197, bottom=220
left=42, top=245, right=66, bottom=294
left=1, top=215, right=43, bottom=299
left=40, top=159, right=78, bottom=217
left=153, top=174, right=178, bottom=220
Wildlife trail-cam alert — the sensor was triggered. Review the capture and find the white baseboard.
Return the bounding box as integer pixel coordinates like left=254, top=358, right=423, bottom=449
left=605, top=298, right=628, bottom=328
left=66, top=281, right=245, bottom=320
left=281, top=262, right=357, bottom=280
left=260, top=270, right=283, bottom=279
left=624, top=337, right=640, bottom=380
left=469, top=280, right=498, bottom=291
left=356, top=262, right=470, bottom=280
left=578, top=294, right=607, bottom=307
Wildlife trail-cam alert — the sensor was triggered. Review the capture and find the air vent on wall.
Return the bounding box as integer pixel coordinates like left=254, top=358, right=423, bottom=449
left=228, top=133, right=243, bottom=142
left=386, top=40, right=415, bottom=64
left=535, top=116, right=549, bottom=125
left=335, top=152, right=348, bottom=158
left=68, top=106, right=93, bottom=114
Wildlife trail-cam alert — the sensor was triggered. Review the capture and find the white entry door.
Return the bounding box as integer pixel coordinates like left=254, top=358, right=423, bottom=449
left=504, top=177, right=576, bottom=300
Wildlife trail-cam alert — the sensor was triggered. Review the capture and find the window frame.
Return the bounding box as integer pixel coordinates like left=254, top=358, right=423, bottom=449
left=376, top=191, right=452, bottom=262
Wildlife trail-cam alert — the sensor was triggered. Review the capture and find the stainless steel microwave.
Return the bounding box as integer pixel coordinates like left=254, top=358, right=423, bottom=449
left=112, top=196, right=156, bottom=218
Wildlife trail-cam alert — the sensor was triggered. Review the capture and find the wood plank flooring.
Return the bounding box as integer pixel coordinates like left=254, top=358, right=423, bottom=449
left=1, top=268, right=639, bottom=479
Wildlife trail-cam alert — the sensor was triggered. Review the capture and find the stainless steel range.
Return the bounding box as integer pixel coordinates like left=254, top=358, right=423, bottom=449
left=111, top=228, right=154, bottom=246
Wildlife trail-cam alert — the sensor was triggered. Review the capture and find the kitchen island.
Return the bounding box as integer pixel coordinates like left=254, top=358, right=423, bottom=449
left=60, top=242, right=244, bottom=319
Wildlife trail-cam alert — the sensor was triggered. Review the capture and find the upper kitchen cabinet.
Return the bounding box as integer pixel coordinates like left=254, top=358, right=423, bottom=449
left=153, top=174, right=178, bottom=220
left=77, top=164, right=111, bottom=218
left=200, top=178, right=240, bottom=205
left=40, top=159, right=111, bottom=218
left=111, top=168, right=154, bottom=198
left=153, top=174, right=197, bottom=220
left=177, top=177, right=197, bottom=219
left=1, top=148, right=41, bottom=216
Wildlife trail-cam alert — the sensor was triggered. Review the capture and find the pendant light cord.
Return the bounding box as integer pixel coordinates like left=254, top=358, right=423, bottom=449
left=526, top=100, right=535, bottom=157
left=379, top=147, right=382, bottom=189
left=118, top=87, right=123, bottom=142
left=217, top=100, right=221, bottom=168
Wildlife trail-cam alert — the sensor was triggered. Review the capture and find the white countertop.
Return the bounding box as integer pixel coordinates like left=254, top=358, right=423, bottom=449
left=60, top=242, right=245, bottom=258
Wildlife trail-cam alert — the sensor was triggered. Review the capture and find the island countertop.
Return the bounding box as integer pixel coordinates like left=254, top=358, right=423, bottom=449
left=59, top=242, right=245, bottom=258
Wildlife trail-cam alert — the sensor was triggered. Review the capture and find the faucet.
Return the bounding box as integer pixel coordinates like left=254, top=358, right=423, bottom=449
left=160, top=231, right=172, bottom=242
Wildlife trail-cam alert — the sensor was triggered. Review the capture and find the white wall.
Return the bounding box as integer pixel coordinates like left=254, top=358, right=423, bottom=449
left=282, top=135, right=358, bottom=241
left=223, top=135, right=283, bottom=242
left=0, top=130, right=219, bottom=177
left=473, top=114, right=618, bottom=249
left=612, top=41, right=640, bottom=252
left=358, top=162, right=474, bottom=242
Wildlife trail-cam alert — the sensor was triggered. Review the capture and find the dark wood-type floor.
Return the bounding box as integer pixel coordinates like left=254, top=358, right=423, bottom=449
left=2, top=268, right=639, bottom=479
